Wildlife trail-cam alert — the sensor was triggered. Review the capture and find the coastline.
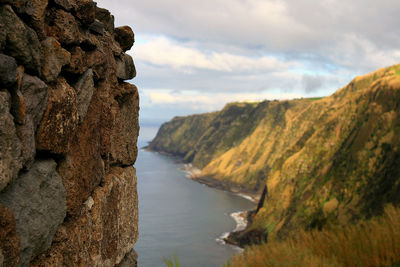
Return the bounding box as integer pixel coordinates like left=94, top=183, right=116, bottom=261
left=181, top=163, right=260, bottom=249
left=182, top=163, right=260, bottom=204
left=144, top=148, right=260, bottom=249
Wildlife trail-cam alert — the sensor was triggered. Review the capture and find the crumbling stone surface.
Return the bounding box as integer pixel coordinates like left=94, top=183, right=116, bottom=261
left=74, top=68, right=94, bottom=123
left=0, top=205, right=20, bottom=267
left=0, top=91, right=22, bottom=192
left=114, top=26, right=135, bottom=52
left=0, top=1, right=139, bottom=265
left=36, top=77, right=78, bottom=154
left=31, top=166, right=138, bottom=267
left=0, top=160, right=67, bottom=267
left=40, top=37, right=71, bottom=82
left=116, top=53, right=136, bottom=80
left=0, top=54, right=18, bottom=87
left=0, top=5, right=42, bottom=74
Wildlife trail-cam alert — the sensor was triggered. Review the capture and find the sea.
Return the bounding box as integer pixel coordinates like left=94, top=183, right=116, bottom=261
left=135, top=125, right=255, bottom=267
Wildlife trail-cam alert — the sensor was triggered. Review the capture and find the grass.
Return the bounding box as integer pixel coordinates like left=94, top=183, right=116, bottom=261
left=163, top=255, right=180, bottom=267
left=227, top=205, right=400, bottom=267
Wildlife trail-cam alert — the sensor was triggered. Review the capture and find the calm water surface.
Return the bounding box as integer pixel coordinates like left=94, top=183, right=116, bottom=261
left=135, top=125, right=255, bottom=267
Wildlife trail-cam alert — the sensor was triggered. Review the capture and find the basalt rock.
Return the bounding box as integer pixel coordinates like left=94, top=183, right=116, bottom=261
left=74, top=0, right=95, bottom=25
left=40, top=37, right=71, bottom=83
left=15, top=74, right=48, bottom=169
left=95, top=6, right=115, bottom=34
left=31, top=166, right=138, bottom=266
left=73, top=68, right=94, bottom=123
left=65, top=46, right=87, bottom=75
left=0, top=54, right=18, bottom=87
left=45, top=8, right=82, bottom=46
left=118, top=249, right=138, bottom=267
left=8, top=0, right=48, bottom=39
left=110, top=83, right=139, bottom=166
left=0, top=205, right=20, bottom=267
left=0, top=5, right=42, bottom=75
left=0, top=1, right=139, bottom=265
left=89, top=20, right=105, bottom=35
left=116, top=53, right=136, bottom=80
left=0, top=160, right=66, bottom=267
left=114, top=26, right=135, bottom=52
left=36, top=77, right=78, bottom=154
left=0, top=91, right=22, bottom=192
left=19, top=74, right=48, bottom=130
left=10, top=89, right=25, bottom=124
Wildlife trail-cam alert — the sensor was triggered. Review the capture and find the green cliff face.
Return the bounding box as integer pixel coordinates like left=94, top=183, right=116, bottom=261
left=148, top=64, right=400, bottom=242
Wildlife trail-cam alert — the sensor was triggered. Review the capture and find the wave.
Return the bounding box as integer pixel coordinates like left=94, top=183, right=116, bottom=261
left=180, top=163, right=202, bottom=178
left=215, top=210, right=249, bottom=252
left=237, top=193, right=255, bottom=202
left=231, top=211, right=248, bottom=232
left=216, top=232, right=230, bottom=245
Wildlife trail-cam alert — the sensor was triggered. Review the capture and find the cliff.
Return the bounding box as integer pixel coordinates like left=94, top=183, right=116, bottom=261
left=0, top=1, right=139, bottom=266
left=148, top=64, right=400, bottom=245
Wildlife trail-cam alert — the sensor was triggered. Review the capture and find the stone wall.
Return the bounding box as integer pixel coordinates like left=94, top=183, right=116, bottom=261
left=0, top=0, right=139, bottom=266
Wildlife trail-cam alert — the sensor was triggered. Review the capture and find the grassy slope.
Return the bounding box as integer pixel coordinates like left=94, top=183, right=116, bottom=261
left=243, top=65, right=400, bottom=242
left=149, top=64, right=400, bottom=245
left=228, top=205, right=400, bottom=267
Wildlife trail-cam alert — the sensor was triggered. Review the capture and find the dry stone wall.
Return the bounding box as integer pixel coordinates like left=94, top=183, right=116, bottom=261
left=0, top=0, right=139, bottom=266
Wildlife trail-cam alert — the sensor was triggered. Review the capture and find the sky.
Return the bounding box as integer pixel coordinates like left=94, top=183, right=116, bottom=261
left=96, top=0, right=400, bottom=125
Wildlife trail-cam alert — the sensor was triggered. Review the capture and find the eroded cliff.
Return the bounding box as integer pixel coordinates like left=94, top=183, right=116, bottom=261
left=149, top=64, right=400, bottom=245
left=0, top=0, right=139, bottom=266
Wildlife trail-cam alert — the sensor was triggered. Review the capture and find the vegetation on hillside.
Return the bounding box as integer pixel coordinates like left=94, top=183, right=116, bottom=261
left=227, top=205, right=400, bottom=267
left=149, top=64, right=400, bottom=247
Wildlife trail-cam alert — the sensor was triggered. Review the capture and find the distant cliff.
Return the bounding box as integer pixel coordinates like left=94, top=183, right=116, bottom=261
left=148, top=64, right=400, bottom=245
left=0, top=0, right=139, bottom=266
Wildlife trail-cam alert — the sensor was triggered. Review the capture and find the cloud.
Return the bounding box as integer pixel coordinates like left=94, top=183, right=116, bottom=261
left=133, top=36, right=293, bottom=72
left=140, top=88, right=304, bottom=111
left=302, top=74, right=324, bottom=93
left=96, top=0, right=400, bottom=122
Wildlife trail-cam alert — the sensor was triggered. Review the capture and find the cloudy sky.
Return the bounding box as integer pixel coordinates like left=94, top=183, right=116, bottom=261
left=97, top=0, right=400, bottom=125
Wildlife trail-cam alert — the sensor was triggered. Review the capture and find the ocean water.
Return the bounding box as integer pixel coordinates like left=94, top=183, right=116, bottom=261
left=135, top=125, right=255, bottom=267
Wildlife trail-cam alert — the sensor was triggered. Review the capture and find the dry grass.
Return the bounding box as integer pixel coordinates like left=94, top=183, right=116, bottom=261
left=227, top=205, right=400, bottom=267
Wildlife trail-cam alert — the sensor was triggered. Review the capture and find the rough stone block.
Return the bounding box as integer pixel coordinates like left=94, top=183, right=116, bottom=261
left=95, top=6, right=114, bottom=34
left=89, top=20, right=105, bottom=35
left=15, top=117, right=35, bottom=170
left=0, top=5, right=42, bottom=74
left=40, top=37, right=71, bottom=82
left=114, top=26, right=134, bottom=52
left=65, top=46, right=87, bottom=75
left=0, top=205, right=20, bottom=267
left=110, top=83, right=139, bottom=166
left=117, top=249, right=137, bottom=267
left=53, top=0, right=76, bottom=11
left=116, top=53, right=136, bottom=80
left=14, top=74, right=48, bottom=169
left=0, top=160, right=67, bottom=267
left=74, top=0, right=95, bottom=25
left=0, top=91, right=22, bottom=192
left=10, top=89, right=25, bottom=124
left=45, top=8, right=82, bottom=46
left=19, top=74, right=48, bottom=130
left=36, top=77, right=78, bottom=154
left=0, top=54, right=18, bottom=87
left=10, top=0, right=48, bottom=39
left=57, top=91, right=103, bottom=215
left=31, top=166, right=137, bottom=267
left=74, top=69, right=94, bottom=123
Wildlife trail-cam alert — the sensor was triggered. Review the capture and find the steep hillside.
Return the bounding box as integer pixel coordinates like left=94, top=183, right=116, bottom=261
left=0, top=1, right=139, bottom=266
left=148, top=64, right=400, bottom=245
